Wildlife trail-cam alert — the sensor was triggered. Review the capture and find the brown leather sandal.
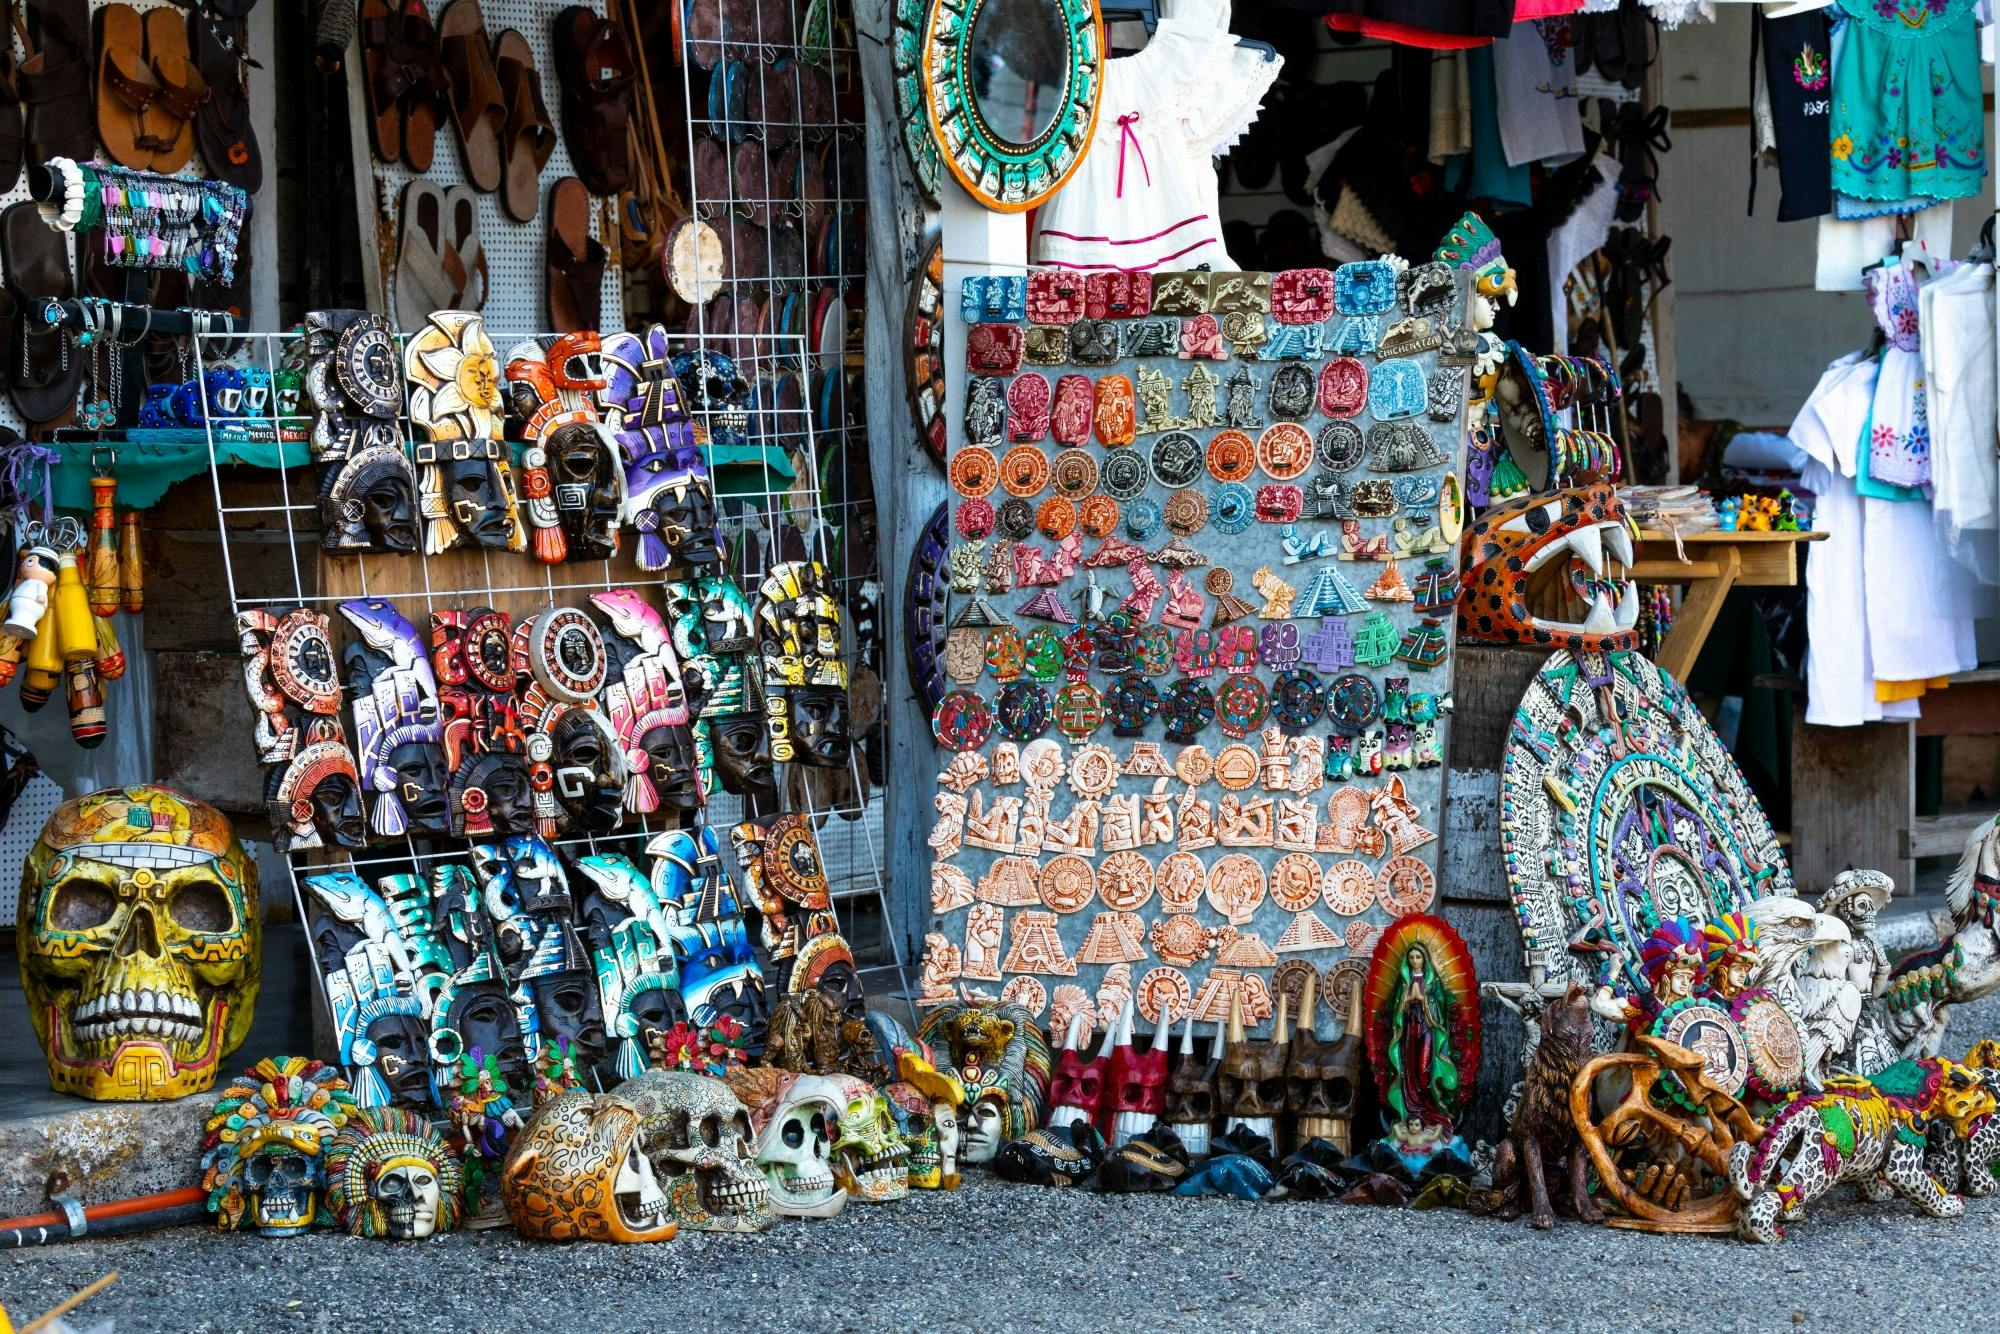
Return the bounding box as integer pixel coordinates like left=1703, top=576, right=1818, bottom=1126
left=19, top=0, right=91, bottom=164
left=397, top=0, right=446, bottom=174
left=438, top=0, right=503, bottom=193
left=546, top=176, right=603, bottom=333
left=494, top=28, right=553, bottom=224
left=140, top=5, right=206, bottom=173
left=359, top=0, right=404, bottom=163
left=193, top=7, right=258, bottom=192
left=94, top=2, right=158, bottom=169
left=552, top=5, right=634, bottom=196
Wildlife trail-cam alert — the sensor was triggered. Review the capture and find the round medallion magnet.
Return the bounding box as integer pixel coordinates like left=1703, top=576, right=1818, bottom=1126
left=1316, top=420, right=1365, bottom=473
left=1020, top=736, right=1067, bottom=790
left=1214, top=674, right=1269, bottom=739
left=1000, top=444, right=1050, bottom=497
left=1258, top=422, right=1313, bottom=481
left=1067, top=742, right=1120, bottom=797
left=1272, top=958, right=1319, bottom=1013
left=1732, top=989, right=1805, bottom=1099
left=995, top=681, right=1052, bottom=739
left=997, top=497, right=1035, bottom=538
left=1211, top=482, right=1254, bottom=534
left=1150, top=914, right=1213, bottom=967
left=1123, top=497, right=1162, bottom=542
left=1106, top=672, right=1158, bottom=735
left=1101, top=447, right=1148, bottom=500
left=1150, top=431, right=1202, bottom=488
left=1077, top=494, right=1119, bottom=538
left=1213, top=743, right=1259, bottom=790
left=931, top=689, right=994, bottom=750
left=1054, top=680, right=1105, bottom=740
left=1206, top=430, right=1257, bottom=483
left=1036, top=496, right=1075, bottom=540
left=1039, top=855, right=1096, bottom=913
left=1160, top=680, right=1215, bottom=743
left=1328, top=673, right=1381, bottom=731
left=1001, top=976, right=1048, bottom=1017
left=1136, top=966, right=1192, bottom=1025
left=1205, top=855, right=1267, bottom=925
left=1322, top=859, right=1376, bottom=916
left=270, top=614, right=341, bottom=712
left=955, top=495, right=995, bottom=538
left=1164, top=489, right=1208, bottom=537
left=1268, top=363, right=1315, bottom=422
left=1270, top=668, right=1327, bottom=733
left=1174, top=744, right=1213, bottom=786
left=529, top=607, right=608, bottom=702
left=1270, top=854, right=1323, bottom=912
left=1051, top=448, right=1098, bottom=499
left=950, top=445, right=999, bottom=498
left=1652, top=999, right=1749, bottom=1104
left=1155, top=851, right=1205, bottom=911
left=1022, top=627, right=1066, bottom=682
left=1376, top=855, right=1436, bottom=915
left=1097, top=850, right=1155, bottom=911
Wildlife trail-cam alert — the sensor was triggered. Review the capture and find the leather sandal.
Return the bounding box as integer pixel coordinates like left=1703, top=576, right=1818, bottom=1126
left=19, top=0, right=90, bottom=164
left=193, top=7, right=259, bottom=192
left=395, top=178, right=459, bottom=329
left=140, top=5, right=207, bottom=173
left=443, top=183, right=486, bottom=308
left=0, top=7, right=23, bottom=195
left=438, top=0, right=504, bottom=193
left=494, top=28, right=554, bottom=224
left=552, top=5, right=635, bottom=196
left=546, top=176, right=603, bottom=333
left=359, top=0, right=404, bottom=163
left=94, top=2, right=159, bottom=168
left=397, top=0, right=446, bottom=173
left=1, top=200, right=79, bottom=428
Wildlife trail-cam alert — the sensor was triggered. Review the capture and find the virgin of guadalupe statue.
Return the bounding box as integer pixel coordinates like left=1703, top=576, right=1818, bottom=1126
left=1363, top=913, right=1481, bottom=1182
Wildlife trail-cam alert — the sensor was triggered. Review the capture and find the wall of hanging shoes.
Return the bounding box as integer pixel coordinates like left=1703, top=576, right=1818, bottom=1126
left=667, top=0, right=892, bottom=986
left=196, top=316, right=908, bottom=1139
left=341, top=0, right=627, bottom=339
left=0, top=0, right=273, bottom=442
left=921, top=254, right=1477, bottom=1045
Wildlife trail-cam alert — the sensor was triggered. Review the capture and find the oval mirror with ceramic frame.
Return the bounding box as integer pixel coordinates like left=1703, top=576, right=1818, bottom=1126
left=893, top=0, right=943, bottom=202
left=922, top=0, right=1104, bottom=213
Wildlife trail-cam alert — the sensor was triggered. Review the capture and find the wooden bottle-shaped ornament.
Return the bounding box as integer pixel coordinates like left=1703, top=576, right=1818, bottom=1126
left=119, top=511, right=143, bottom=613
left=88, top=474, right=118, bottom=616
left=94, top=612, right=125, bottom=681
left=53, top=553, right=105, bottom=746
left=19, top=612, right=59, bottom=711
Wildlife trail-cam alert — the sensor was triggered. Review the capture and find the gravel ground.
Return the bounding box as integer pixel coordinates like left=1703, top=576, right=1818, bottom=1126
left=9, top=994, right=2000, bottom=1334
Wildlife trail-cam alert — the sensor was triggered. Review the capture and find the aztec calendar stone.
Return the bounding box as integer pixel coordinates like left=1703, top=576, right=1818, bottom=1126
left=1498, top=650, right=1792, bottom=998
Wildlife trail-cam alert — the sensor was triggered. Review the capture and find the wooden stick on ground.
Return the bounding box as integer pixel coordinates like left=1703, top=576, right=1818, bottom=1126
left=22, top=1271, right=119, bottom=1334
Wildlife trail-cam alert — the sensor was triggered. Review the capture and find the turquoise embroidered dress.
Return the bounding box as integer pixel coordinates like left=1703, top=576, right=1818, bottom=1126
left=1829, top=0, right=1985, bottom=206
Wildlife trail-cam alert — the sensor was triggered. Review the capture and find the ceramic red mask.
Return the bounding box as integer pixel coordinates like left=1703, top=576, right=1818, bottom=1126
left=1045, top=1013, right=1107, bottom=1133
left=1100, top=1006, right=1171, bottom=1147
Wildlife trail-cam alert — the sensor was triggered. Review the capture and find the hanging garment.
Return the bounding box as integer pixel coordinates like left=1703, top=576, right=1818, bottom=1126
left=1862, top=484, right=1982, bottom=686
left=1792, top=353, right=1919, bottom=726
left=1443, top=47, right=1532, bottom=208
left=1828, top=0, right=1986, bottom=210
left=1751, top=10, right=1832, bottom=222
left=1814, top=202, right=1953, bottom=292
left=1920, top=261, right=1999, bottom=583
left=1491, top=20, right=1585, bottom=168
left=1428, top=51, right=1472, bottom=165
left=1031, top=0, right=1281, bottom=273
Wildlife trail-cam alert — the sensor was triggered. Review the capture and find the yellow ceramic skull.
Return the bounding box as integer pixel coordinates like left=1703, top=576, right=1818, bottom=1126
left=15, top=785, right=260, bottom=1100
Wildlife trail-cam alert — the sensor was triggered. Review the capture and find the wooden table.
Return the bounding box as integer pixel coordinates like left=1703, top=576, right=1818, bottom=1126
left=1628, top=529, right=1827, bottom=679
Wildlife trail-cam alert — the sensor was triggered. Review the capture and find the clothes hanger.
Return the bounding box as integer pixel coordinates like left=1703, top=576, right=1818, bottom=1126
left=1099, top=0, right=1279, bottom=60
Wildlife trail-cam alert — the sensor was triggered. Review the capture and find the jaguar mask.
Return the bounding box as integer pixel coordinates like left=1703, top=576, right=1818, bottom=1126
left=501, top=1088, right=678, bottom=1243
left=1457, top=483, right=1640, bottom=652
left=19, top=786, right=259, bottom=1100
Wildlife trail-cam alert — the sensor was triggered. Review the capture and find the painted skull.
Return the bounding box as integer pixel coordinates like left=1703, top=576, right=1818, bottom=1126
left=616, top=1069, right=775, bottom=1232
left=200, top=1057, right=357, bottom=1236
left=500, top=1088, right=677, bottom=1243
left=750, top=1072, right=846, bottom=1217
left=1456, top=484, right=1640, bottom=651
left=18, top=787, right=259, bottom=1101
left=323, top=1106, right=464, bottom=1239
left=826, top=1073, right=909, bottom=1201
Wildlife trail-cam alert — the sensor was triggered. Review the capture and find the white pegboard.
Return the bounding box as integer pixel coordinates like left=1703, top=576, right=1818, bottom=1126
left=0, top=774, right=66, bottom=920
left=346, top=0, right=624, bottom=337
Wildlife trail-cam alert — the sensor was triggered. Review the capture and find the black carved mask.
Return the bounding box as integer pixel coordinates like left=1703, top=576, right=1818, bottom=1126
left=366, top=1013, right=436, bottom=1106
left=312, top=773, right=367, bottom=848
left=530, top=969, right=607, bottom=1065
left=448, top=981, right=528, bottom=1088
left=548, top=423, right=621, bottom=561
left=363, top=473, right=420, bottom=553
left=710, top=712, right=775, bottom=797
left=641, top=723, right=704, bottom=811
left=654, top=474, right=719, bottom=566
left=387, top=742, right=451, bottom=834
left=548, top=712, right=624, bottom=833
left=790, top=685, right=850, bottom=768
left=454, top=754, right=534, bottom=837
left=628, top=984, right=689, bottom=1045
left=442, top=458, right=513, bottom=547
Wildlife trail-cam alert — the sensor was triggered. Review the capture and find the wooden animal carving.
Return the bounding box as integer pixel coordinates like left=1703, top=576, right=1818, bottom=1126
left=1479, top=985, right=1600, bottom=1229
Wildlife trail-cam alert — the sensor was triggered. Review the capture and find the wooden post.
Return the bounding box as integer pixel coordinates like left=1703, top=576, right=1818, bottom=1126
left=1790, top=709, right=1914, bottom=895
left=857, top=0, right=948, bottom=977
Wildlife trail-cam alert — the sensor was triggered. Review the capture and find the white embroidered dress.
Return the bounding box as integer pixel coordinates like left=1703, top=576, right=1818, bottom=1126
left=1031, top=0, right=1280, bottom=273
